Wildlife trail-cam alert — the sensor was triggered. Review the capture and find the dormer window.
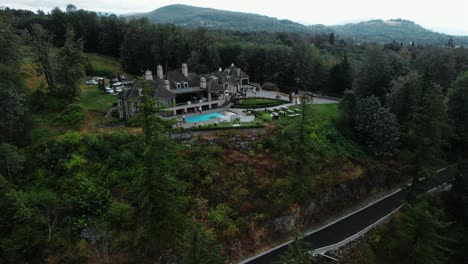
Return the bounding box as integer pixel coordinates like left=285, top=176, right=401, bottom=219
left=176, top=82, right=181, bottom=89
left=183, top=82, right=188, bottom=88
left=224, top=83, right=229, bottom=88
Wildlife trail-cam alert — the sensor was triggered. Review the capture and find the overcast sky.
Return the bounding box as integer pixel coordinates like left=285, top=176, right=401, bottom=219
left=3, top=0, right=468, bottom=35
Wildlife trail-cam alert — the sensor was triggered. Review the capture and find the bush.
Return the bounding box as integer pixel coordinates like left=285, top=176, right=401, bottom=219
left=55, top=104, right=86, bottom=128
left=262, top=82, right=279, bottom=91
left=231, top=97, right=287, bottom=109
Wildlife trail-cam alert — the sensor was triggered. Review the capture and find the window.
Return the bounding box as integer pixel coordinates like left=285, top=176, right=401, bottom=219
left=224, top=83, right=229, bottom=88
left=119, top=111, right=124, bottom=118
left=138, top=89, right=142, bottom=96
left=183, top=82, right=188, bottom=88
left=176, top=82, right=181, bottom=89
left=118, top=100, right=123, bottom=107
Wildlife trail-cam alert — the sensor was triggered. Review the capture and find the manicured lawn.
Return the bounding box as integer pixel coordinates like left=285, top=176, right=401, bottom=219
left=240, top=98, right=281, bottom=105
left=289, top=103, right=339, bottom=120
left=79, top=84, right=117, bottom=113
left=85, top=52, right=124, bottom=76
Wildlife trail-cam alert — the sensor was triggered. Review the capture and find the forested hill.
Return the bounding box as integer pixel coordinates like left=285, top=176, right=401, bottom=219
left=125, top=4, right=316, bottom=33
left=330, top=19, right=467, bottom=45
left=126, top=4, right=468, bottom=46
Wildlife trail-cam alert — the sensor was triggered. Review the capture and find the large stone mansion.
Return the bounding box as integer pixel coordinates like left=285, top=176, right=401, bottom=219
left=117, top=63, right=256, bottom=119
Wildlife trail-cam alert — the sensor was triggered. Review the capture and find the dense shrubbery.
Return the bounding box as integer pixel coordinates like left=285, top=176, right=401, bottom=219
left=232, top=98, right=288, bottom=108
left=54, top=103, right=85, bottom=128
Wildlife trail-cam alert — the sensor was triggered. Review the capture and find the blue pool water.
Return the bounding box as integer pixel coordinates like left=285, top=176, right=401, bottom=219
left=186, top=112, right=224, bottom=123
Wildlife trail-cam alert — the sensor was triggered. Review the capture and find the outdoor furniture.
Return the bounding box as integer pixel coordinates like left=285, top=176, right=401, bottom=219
left=240, top=116, right=255, bottom=123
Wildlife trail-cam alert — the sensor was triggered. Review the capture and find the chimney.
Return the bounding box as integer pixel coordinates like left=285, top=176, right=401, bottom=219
left=236, top=68, right=241, bottom=77
left=182, top=63, right=188, bottom=77
left=144, top=70, right=153, bottom=81
left=164, top=80, right=170, bottom=90
left=219, top=67, right=222, bottom=72
left=200, top=77, right=207, bottom=89
left=156, top=65, right=163, bottom=79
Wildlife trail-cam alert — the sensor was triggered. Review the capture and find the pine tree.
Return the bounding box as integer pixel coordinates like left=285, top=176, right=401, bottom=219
left=447, top=71, right=468, bottom=159
left=133, top=80, right=188, bottom=257
left=28, top=24, right=56, bottom=90
left=55, top=27, right=86, bottom=100
left=278, top=228, right=316, bottom=264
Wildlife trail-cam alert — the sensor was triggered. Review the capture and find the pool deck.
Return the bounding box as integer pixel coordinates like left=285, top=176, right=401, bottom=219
left=171, top=91, right=339, bottom=129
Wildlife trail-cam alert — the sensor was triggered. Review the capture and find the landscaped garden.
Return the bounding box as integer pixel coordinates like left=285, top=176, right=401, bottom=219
left=231, top=97, right=288, bottom=108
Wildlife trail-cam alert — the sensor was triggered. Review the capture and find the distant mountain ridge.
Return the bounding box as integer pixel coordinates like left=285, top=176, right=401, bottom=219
left=126, top=4, right=468, bottom=46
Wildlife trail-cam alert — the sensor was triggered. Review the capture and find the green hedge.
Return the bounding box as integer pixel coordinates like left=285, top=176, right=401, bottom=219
left=189, top=124, right=264, bottom=131
left=231, top=97, right=288, bottom=109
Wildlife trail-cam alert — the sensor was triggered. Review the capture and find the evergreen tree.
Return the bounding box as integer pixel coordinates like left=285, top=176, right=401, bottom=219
left=389, top=199, right=452, bottom=264
left=278, top=228, right=315, bottom=264
left=55, top=27, right=86, bottom=100
left=447, top=71, right=468, bottom=159
left=0, top=21, right=27, bottom=143
left=120, top=19, right=156, bottom=75
left=133, top=80, right=188, bottom=257
left=27, top=24, right=56, bottom=90
left=178, top=221, right=222, bottom=264
left=353, top=96, right=400, bottom=155
left=327, top=52, right=352, bottom=96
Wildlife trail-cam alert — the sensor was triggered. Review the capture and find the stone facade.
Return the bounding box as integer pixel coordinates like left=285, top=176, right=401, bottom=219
left=117, top=63, right=254, bottom=119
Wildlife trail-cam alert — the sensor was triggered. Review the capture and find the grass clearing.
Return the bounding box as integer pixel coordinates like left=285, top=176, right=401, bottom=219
left=79, top=84, right=117, bottom=113
left=84, top=52, right=124, bottom=76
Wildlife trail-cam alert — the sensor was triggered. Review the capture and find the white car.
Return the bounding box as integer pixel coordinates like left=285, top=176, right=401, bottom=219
left=104, top=87, right=115, bottom=94
left=112, top=82, right=122, bottom=87
left=85, top=79, right=98, bottom=85
left=114, top=86, right=123, bottom=93
left=92, top=76, right=104, bottom=81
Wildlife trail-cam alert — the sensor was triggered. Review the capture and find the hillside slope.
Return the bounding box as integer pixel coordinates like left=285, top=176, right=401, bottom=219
left=127, top=4, right=314, bottom=33
left=330, top=19, right=462, bottom=45
left=126, top=5, right=468, bottom=46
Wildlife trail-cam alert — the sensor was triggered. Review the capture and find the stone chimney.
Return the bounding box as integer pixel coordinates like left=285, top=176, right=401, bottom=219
left=164, top=80, right=170, bottom=90
left=200, top=77, right=207, bottom=89
left=182, top=63, right=189, bottom=77
left=144, top=70, right=153, bottom=81
left=156, top=65, right=163, bottom=79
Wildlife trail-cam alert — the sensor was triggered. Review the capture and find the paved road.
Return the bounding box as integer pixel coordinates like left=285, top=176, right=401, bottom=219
left=242, top=166, right=456, bottom=264
left=245, top=190, right=407, bottom=264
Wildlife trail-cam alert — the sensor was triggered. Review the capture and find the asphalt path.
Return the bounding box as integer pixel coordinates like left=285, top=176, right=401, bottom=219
left=243, top=167, right=455, bottom=264
left=246, top=189, right=408, bottom=264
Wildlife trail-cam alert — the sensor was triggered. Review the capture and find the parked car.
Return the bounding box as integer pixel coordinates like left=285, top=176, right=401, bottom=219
left=104, top=87, right=115, bottom=94
left=112, top=82, right=122, bottom=87
left=92, top=76, right=104, bottom=81
left=114, top=86, right=123, bottom=93
left=85, top=79, right=98, bottom=85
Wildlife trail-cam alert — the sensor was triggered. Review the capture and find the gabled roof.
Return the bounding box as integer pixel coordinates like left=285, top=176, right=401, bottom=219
left=120, top=80, right=175, bottom=100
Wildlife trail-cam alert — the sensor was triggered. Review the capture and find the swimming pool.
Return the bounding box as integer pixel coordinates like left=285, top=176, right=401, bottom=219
left=185, top=112, right=225, bottom=123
